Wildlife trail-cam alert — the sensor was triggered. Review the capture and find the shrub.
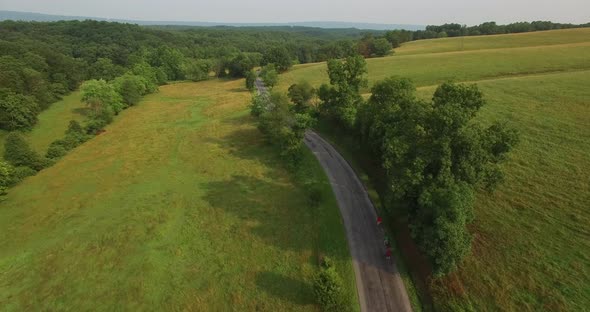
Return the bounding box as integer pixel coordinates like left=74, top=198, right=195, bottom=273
left=0, top=161, right=13, bottom=195
left=313, top=262, right=350, bottom=312
left=85, top=106, right=114, bottom=134
left=10, top=166, right=37, bottom=185
left=3, top=132, right=42, bottom=170
left=46, top=140, right=69, bottom=159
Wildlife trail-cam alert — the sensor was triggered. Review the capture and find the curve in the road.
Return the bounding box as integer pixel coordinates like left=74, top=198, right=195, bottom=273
left=255, top=78, right=412, bottom=311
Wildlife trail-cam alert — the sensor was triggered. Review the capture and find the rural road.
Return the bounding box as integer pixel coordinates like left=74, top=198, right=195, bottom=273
left=304, top=132, right=412, bottom=312
left=255, top=78, right=413, bottom=312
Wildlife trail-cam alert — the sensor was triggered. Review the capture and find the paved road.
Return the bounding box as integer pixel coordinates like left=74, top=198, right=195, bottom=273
left=254, top=78, right=412, bottom=311
left=304, top=131, right=412, bottom=312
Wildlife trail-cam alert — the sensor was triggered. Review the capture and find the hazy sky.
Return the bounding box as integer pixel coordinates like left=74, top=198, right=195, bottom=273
left=1, top=0, right=588, bottom=25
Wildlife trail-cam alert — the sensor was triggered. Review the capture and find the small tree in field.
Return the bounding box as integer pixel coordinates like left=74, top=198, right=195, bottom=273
left=313, top=257, right=350, bottom=312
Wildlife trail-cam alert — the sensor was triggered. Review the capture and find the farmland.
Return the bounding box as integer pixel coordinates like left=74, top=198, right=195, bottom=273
left=0, top=80, right=357, bottom=311
left=279, top=28, right=590, bottom=310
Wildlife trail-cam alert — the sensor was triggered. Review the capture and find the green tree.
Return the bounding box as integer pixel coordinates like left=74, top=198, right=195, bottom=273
left=313, top=258, right=350, bottom=312
left=362, top=79, right=518, bottom=275
left=3, top=132, right=44, bottom=171
left=245, top=70, right=257, bottom=91
left=0, top=89, right=40, bottom=130
left=318, top=55, right=367, bottom=129
left=81, top=79, right=124, bottom=114
left=260, top=65, right=279, bottom=90
left=112, top=74, right=148, bottom=106
left=371, top=38, right=393, bottom=57
left=183, top=59, right=211, bottom=82
left=262, top=46, right=292, bottom=72
left=130, top=62, right=160, bottom=92
left=287, top=81, right=316, bottom=113
left=89, top=58, right=125, bottom=81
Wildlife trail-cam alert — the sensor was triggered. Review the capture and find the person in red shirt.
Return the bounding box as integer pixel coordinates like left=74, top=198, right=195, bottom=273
left=377, top=216, right=383, bottom=226
left=385, top=247, right=392, bottom=261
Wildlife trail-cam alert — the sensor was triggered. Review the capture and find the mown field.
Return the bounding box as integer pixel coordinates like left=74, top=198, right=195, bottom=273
left=0, top=80, right=358, bottom=311
left=279, top=29, right=590, bottom=310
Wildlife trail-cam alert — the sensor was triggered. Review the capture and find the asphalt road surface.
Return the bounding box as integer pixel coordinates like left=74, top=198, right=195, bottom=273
left=304, top=131, right=413, bottom=312
left=255, top=78, right=412, bottom=311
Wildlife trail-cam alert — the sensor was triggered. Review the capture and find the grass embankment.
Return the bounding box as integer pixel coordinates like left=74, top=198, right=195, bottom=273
left=0, top=79, right=358, bottom=311
left=279, top=28, right=590, bottom=310
left=0, top=91, right=87, bottom=157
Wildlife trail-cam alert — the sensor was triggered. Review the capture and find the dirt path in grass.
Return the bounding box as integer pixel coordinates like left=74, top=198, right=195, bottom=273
left=304, top=131, right=413, bottom=312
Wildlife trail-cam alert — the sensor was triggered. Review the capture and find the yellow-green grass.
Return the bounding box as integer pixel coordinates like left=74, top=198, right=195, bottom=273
left=277, top=42, right=590, bottom=93
left=418, top=70, right=590, bottom=311
left=0, top=79, right=358, bottom=311
left=0, top=91, right=87, bottom=157
left=394, top=28, right=590, bottom=55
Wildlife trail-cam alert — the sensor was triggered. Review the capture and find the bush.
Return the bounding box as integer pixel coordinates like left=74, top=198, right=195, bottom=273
left=112, top=74, right=147, bottom=106
left=85, top=106, right=114, bottom=134
left=313, top=261, right=350, bottom=312
left=3, top=132, right=42, bottom=170
left=0, top=161, right=13, bottom=195
left=10, top=166, right=37, bottom=185
left=46, top=140, right=69, bottom=159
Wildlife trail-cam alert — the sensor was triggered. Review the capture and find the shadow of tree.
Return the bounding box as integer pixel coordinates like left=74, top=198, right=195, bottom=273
left=255, top=271, right=315, bottom=306
left=201, top=174, right=317, bottom=253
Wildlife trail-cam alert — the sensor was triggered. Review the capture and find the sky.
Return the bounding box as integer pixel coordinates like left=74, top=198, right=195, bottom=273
left=1, top=0, right=588, bottom=25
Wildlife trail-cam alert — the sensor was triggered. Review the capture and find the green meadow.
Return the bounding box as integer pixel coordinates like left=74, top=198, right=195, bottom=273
left=0, top=80, right=358, bottom=311
left=277, top=29, right=590, bottom=93
left=280, top=29, right=590, bottom=310
left=0, top=91, right=87, bottom=157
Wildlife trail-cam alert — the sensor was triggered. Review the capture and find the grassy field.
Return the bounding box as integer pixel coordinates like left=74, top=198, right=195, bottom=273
left=278, top=29, right=590, bottom=310
left=395, top=28, right=590, bottom=55
left=0, top=91, right=87, bottom=157
left=0, top=80, right=358, bottom=311
left=277, top=29, right=590, bottom=93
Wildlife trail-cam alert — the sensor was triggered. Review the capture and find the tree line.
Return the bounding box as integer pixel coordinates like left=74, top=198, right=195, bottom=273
left=384, top=20, right=590, bottom=47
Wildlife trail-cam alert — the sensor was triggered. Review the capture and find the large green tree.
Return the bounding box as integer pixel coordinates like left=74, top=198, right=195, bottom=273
left=260, top=64, right=279, bottom=90
left=362, top=78, right=518, bottom=275
left=318, top=55, right=367, bottom=129
left=0, top=89, right=40, bottom=131
left=3, top=132, right=45, bottom=171
left=287, top=81, right=316, bottom=113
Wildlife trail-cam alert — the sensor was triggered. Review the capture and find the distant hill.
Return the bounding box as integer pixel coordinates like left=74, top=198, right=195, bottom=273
left=0, top=10, right=424, bottom=31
